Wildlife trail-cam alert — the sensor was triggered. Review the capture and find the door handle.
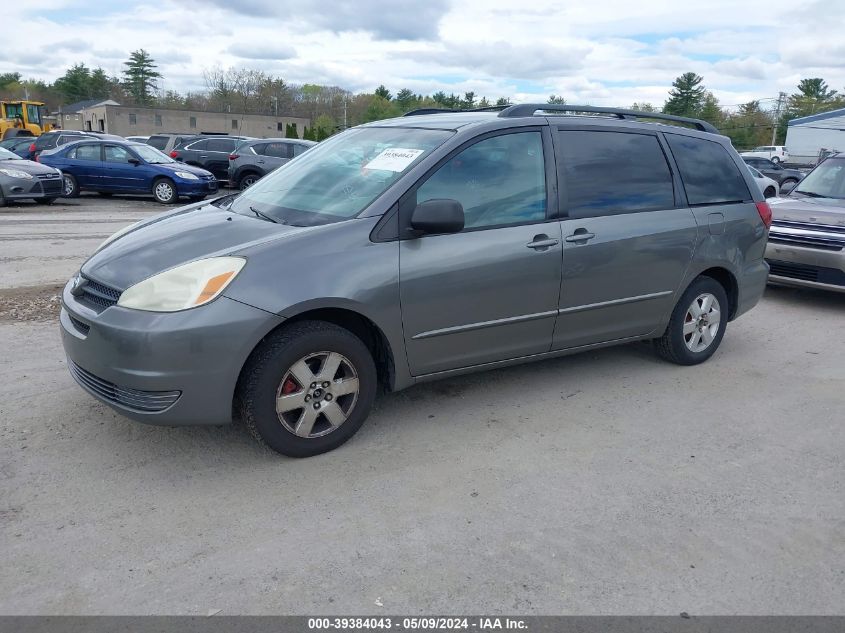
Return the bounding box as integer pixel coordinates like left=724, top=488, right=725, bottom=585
left=564, top=229, right=596, bottom=244
left=526, top=235, right=560, bottom=250
left=200, top=155, right=208, bottom=159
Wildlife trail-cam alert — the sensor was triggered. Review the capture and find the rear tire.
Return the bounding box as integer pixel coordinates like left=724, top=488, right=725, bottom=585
left=771, top=156, right=781, bottom=164
left=62, top=174, right=79, bottom=198
left=764, top=186, right=776, bottom=198
left=152, top=177, right=177, bottom=204
left=654, top=276, right=728, bottom=366
left=781, top=178, right=798, bottom=191
left=237, top=320, right=377, bottom=457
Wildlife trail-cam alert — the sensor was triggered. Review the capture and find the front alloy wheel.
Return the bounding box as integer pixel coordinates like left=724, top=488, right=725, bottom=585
left=237, top=320, right=377, bottom=457
left=153, top=179, right=176, bottom=204
left=276, top=351, right=360, bottom=438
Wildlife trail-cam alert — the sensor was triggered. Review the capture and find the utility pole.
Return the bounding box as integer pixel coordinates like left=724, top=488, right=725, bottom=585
left=771, top=91, right=787, bottom=145
left=343, top=95, right=348, bottom=130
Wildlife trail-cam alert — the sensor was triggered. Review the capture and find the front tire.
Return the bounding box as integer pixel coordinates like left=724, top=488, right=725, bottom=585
left=62, top=174, right=79, bottom=198
left=239, top=172, right=260, bottom=190
left=654, top=276, right=728, bottom=366
left=152, top=177, right=177, bottom=204
left=237, top=320, right=377, bottom=457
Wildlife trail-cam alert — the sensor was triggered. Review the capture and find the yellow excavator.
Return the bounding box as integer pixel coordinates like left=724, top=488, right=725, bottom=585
left=1, top=100, right=55, bottom=139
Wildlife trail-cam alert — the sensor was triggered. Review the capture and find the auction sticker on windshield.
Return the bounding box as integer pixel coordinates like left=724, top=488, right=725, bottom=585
left=364, top=148, right=425, bottom=172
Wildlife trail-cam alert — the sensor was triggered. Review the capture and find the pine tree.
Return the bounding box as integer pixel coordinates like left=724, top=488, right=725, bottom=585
left=547, top=95, right=566, bottom=105
left=374, top=85, right=392, bottom=101
left=122, top=49, right=161, bottom=105
left=664, top=72, right=706, bottom=117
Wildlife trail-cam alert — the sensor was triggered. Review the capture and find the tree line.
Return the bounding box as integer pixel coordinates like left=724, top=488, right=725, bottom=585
left=1, top=50, right=843, bottom=147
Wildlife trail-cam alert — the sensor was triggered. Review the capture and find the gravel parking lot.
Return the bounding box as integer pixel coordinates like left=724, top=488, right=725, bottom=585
left=1, top=195, right=843, bottom=615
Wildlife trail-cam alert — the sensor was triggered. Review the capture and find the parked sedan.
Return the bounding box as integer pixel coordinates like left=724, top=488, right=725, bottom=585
left=742, top=156, right=804, bottom=192
left=765, top=152, right=845, bottom=293
left=39, top=140, right=218, bottom=204
left=0, top=137, right=35, bottom=158
left=0, top=146, right=63, bottom=205
left=228, top=138, right=315, bottom=189
left=747, top=165, right=779, bottom=198
left=170, top=136, right=251, bottom=181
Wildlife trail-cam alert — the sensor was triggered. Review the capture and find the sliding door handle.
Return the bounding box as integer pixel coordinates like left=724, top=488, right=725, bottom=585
left=564, top=231, right=596, bottom=244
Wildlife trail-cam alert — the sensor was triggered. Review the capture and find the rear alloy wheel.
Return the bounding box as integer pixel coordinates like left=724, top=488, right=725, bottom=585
left=239, top=173, right=259, bottom=190
left=654, top=276, right=728, bottom=365
left=152, top=178, right=176, bottom=204
left=62, top=174, right=79, bottom=198
left=237, top=320, right=377, bottom=457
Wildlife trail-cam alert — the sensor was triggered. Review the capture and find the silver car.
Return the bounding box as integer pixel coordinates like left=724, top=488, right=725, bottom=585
left=0, top=146, right=63, bottom=205
left=766, top=153, right=845, bottom=293
left=60, top=105, right=771, bottom=457
left=227, top=138, right=316, bottom=189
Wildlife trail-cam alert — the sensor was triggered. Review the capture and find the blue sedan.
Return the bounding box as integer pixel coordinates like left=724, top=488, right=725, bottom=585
left=39, top=140, right=218, bottom=204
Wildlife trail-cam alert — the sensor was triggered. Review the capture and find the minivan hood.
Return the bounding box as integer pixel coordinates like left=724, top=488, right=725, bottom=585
left=80, top=202, right=311, bottom=289
left=771, top=195, right=845, bottom=227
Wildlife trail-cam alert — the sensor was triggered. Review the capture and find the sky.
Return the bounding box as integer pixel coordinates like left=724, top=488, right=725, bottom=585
left=3, top=0, right=845, bottom=111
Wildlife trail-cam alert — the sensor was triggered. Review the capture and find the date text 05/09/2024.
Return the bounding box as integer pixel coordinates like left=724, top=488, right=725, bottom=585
left=308, top=617, right=529, bottom=630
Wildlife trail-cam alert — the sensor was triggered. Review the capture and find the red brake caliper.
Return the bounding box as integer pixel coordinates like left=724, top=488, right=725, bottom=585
left=281, top=377, right=300, bottom=394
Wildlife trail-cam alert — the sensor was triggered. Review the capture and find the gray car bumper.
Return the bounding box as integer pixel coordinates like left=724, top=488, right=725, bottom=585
left=60, top=280, right=284, bottom=425
left=765, top=241, right=845, bottom=293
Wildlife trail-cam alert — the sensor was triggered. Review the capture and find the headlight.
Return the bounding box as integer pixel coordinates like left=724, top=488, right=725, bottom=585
left=174, top=171, right=199, bottom=180
left=117, top=257, right=246, bottom=312
left=96, top=220, right=141, bottom=253
left=0, top=168, right=33, bottom=179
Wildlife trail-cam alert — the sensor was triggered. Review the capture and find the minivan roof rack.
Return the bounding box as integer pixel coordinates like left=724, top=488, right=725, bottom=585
left=498, top=104, right=719, bottom=133
left=403, top=105, right=511, bottom=117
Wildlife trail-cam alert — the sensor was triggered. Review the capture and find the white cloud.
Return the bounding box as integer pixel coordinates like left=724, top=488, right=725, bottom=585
left=2, top=0, right=844, bottom=111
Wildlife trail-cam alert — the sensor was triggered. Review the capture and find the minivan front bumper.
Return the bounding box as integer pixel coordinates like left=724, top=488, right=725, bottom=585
left=60, top=279, right=283, bottom=425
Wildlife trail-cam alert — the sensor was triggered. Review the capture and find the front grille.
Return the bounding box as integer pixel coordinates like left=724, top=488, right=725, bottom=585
left=68, top=314, right=90, bottom=335
left=767, top=259, right=845, bottom=286
left=68, top=360, right=181, bottom=413
left=79, top=278, right=122, bottom=310
left=769, top=220, right=845, bottom=252
left=768, top=260, right=819, bottom=282
left=40, top=179, right=63, bottom=195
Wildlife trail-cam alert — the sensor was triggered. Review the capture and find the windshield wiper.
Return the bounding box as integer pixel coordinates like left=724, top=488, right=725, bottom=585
left=794, top=190, right=824, bottom=198
left=249, top=206, right=278, bottom=223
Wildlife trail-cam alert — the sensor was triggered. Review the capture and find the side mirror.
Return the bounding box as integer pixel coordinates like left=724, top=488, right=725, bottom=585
left=410, top=199, right=464, bottom=235
left=780, top=180, right=797, bottom=194
left=128, top=158, right=141, bottom=165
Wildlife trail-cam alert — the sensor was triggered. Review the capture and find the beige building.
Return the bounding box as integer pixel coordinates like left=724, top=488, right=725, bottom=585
left=61, top=104, right=310, bottom=139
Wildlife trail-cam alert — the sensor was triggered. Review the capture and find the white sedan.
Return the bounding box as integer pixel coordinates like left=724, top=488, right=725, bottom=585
left=747, top=165, right=779, bottom=198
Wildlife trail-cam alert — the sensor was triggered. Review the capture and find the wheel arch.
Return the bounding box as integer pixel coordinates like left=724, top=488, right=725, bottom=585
left=237, top=306, right=398, bottom=396
left=696, top=266, right=739, bottom=320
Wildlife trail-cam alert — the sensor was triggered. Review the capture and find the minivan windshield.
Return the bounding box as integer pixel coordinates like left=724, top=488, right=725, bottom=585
left=794, top=157, right=845, bottom=199
left=229, top=127, right=453, bottom=225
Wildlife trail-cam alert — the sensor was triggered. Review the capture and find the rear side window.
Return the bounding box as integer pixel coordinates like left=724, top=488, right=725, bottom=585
left=147, top=136, right=167, bottom=150
left=35, top=135, right=58, bottom=149
left=292, top=144, right=309, bottom=157
left=207, top=138, right=235, bottom=153
left=186, top=139, right=208, bottom=151
left=261, top=142, right=292, bottom=159
left=557, top=130, right=675, bottom=218
left=666, top=135, right=751, bottom=205
left=70, top=144, right=101, bottom=161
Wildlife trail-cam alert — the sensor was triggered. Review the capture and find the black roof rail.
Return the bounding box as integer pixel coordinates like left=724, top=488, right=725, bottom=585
left=403, top=105, right=510, bottom=117
left=498, top=104, right=719, bottom=133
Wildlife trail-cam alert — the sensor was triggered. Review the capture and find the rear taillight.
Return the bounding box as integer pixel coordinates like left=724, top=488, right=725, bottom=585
left=228, top=154, right=239, bottom=160
left=755, top=200, right=772, bottom=229
left=29, top=143, right=36, bottom=153
left=169, top=150, right=179, bottom=158
left=35, top=155, right=40, bottom=163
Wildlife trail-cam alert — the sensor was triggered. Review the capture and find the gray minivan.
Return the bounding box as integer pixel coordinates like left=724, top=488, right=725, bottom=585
left=60, top=105, right=771, bottom=457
